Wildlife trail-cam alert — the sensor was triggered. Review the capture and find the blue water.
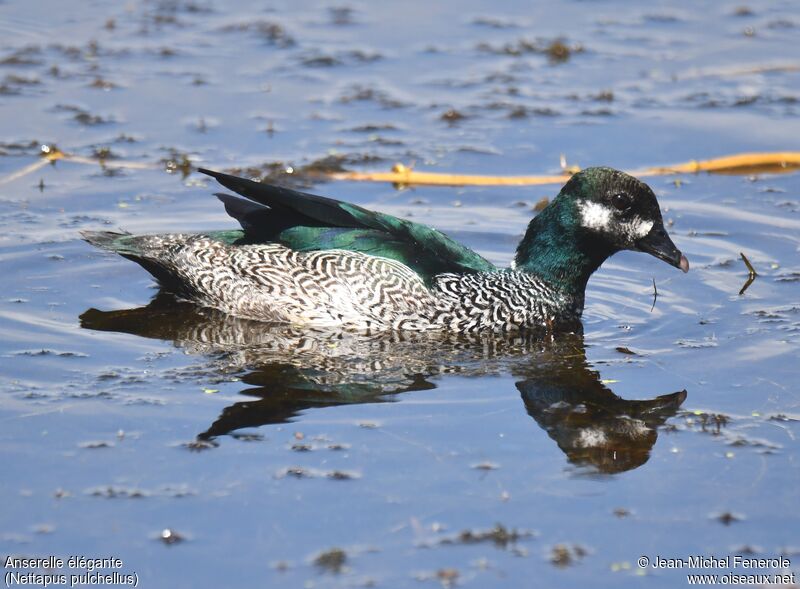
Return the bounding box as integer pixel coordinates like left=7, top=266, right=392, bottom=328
left=0, top=1, right=798, bottom=587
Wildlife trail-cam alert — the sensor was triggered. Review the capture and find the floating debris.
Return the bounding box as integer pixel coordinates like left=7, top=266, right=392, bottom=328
left=545, top=39, right=574, bottom=63
left=713, top=512, right=743, bottom=525
left=327, top=443, right=351, bottom=451
left=89, top=77, right=117, bottom=90
left=12, top=349, right=88, bottom=357
left=300, top=50, right=381, bottom=68
left=278, top=466, right=311, bottom=479
left=768, top=414, right=799, bottom=422
left=159, top=528, right=185, bottom=545
left=313, top=547, right=347, bottom=573
left=348, top=123, right=398, bottom=133
left=680, top=411, right=730, bottom=435
left=726, top=436, right=781, bottom=451
left=160, top=148, right=193, bottom=178
left=650, top=278, right=658, bottom=312
left=54, top=104, right=113, bottom=126
left=219, top=21, right=295, bottom=47
left=437, top=524, right=533, bottom=549
left=739, top=252, right=759, bottom=295
left=338, top=84, right=408, bottom=108
left=86, top=485, right=148, bottom=499
left=472, top=16, right=518, bottom=29
left=436, top=568, right=459, bottom=587
left=549, top=543, right=588, bottom=567
left=0, top=46, right=43, bottom=66
left=675, top=337, right=718, bottom=349
left=326, top=470, right=359, bottom=480
left=183, top=439, right=218, bottom=451
left=222, top=153, right=383, bottom=189
left=78, top=440, right=114, bottom=449
left=476, top=37, right=584, bottom=63
left=440, top=109, right=466, bottom=123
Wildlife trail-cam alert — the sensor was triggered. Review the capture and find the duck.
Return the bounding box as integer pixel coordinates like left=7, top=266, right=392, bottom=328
left=83, top=166, right=688, bottom=332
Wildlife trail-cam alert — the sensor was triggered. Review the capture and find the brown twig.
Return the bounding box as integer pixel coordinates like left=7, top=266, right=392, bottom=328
left=650, top=278, right=658, bottom=312
left=738, top=252, right=759, bottom=295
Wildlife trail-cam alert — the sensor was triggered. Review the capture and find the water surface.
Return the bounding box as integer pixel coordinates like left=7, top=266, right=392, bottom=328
left=1, top=1, right=798, bottom=587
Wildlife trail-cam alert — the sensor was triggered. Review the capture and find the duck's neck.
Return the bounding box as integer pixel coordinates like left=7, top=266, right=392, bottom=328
left=514, top=199, right=616, bottom=296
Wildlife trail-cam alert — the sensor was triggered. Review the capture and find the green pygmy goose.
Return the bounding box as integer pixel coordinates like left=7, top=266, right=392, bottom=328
left=83, top=167, right=689, bottom=332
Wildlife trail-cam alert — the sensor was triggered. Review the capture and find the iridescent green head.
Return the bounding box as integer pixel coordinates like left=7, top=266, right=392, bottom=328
left=516, top=167, right=688, bottom=293
left=561, top=167, right=688, bottom=271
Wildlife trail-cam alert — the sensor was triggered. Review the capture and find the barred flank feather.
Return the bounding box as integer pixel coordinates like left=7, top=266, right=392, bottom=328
left=86, top=233, right=578, bottom=332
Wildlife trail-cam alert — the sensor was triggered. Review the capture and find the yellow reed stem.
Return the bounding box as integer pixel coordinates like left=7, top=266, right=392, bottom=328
left=330, top=152, right=800, bottom=187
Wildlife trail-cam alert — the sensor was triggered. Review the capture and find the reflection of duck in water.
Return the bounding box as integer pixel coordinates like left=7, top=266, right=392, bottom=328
left=83, top=167, right=687, bottom=332
left=517, top=366, right=685, bottom=474
left=81, top=293, right=686, bottom=474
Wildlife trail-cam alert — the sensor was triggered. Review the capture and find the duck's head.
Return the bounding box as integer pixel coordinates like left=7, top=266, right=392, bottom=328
left=515, top=167, right=688, bottom=295
left=562, top=167, right=689, bottom=272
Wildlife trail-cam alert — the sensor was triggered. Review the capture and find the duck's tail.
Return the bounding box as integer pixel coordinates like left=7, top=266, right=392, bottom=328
left=81, top=230, right=138, bottom=253
left=81, top=230, right=186, bottom=292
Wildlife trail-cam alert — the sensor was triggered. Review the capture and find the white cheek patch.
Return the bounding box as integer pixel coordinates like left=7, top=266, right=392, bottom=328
left=577, top=200, right=613, bottom=232
left=577, top=200, right=654, bottom=242
left=620, top=217, right=654, bottom=240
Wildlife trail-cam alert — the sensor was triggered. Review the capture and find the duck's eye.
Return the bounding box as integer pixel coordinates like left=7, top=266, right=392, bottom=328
left=611, top=193, right=633, bottom=211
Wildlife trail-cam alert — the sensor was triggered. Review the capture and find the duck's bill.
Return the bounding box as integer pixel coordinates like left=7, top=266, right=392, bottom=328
left=635, top=225, right=690, bottom=273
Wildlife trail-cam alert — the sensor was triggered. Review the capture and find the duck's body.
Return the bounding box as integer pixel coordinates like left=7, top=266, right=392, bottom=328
left=86, top=232, right=577, bottom=331
left=84, top=167, right=688, bottom=332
